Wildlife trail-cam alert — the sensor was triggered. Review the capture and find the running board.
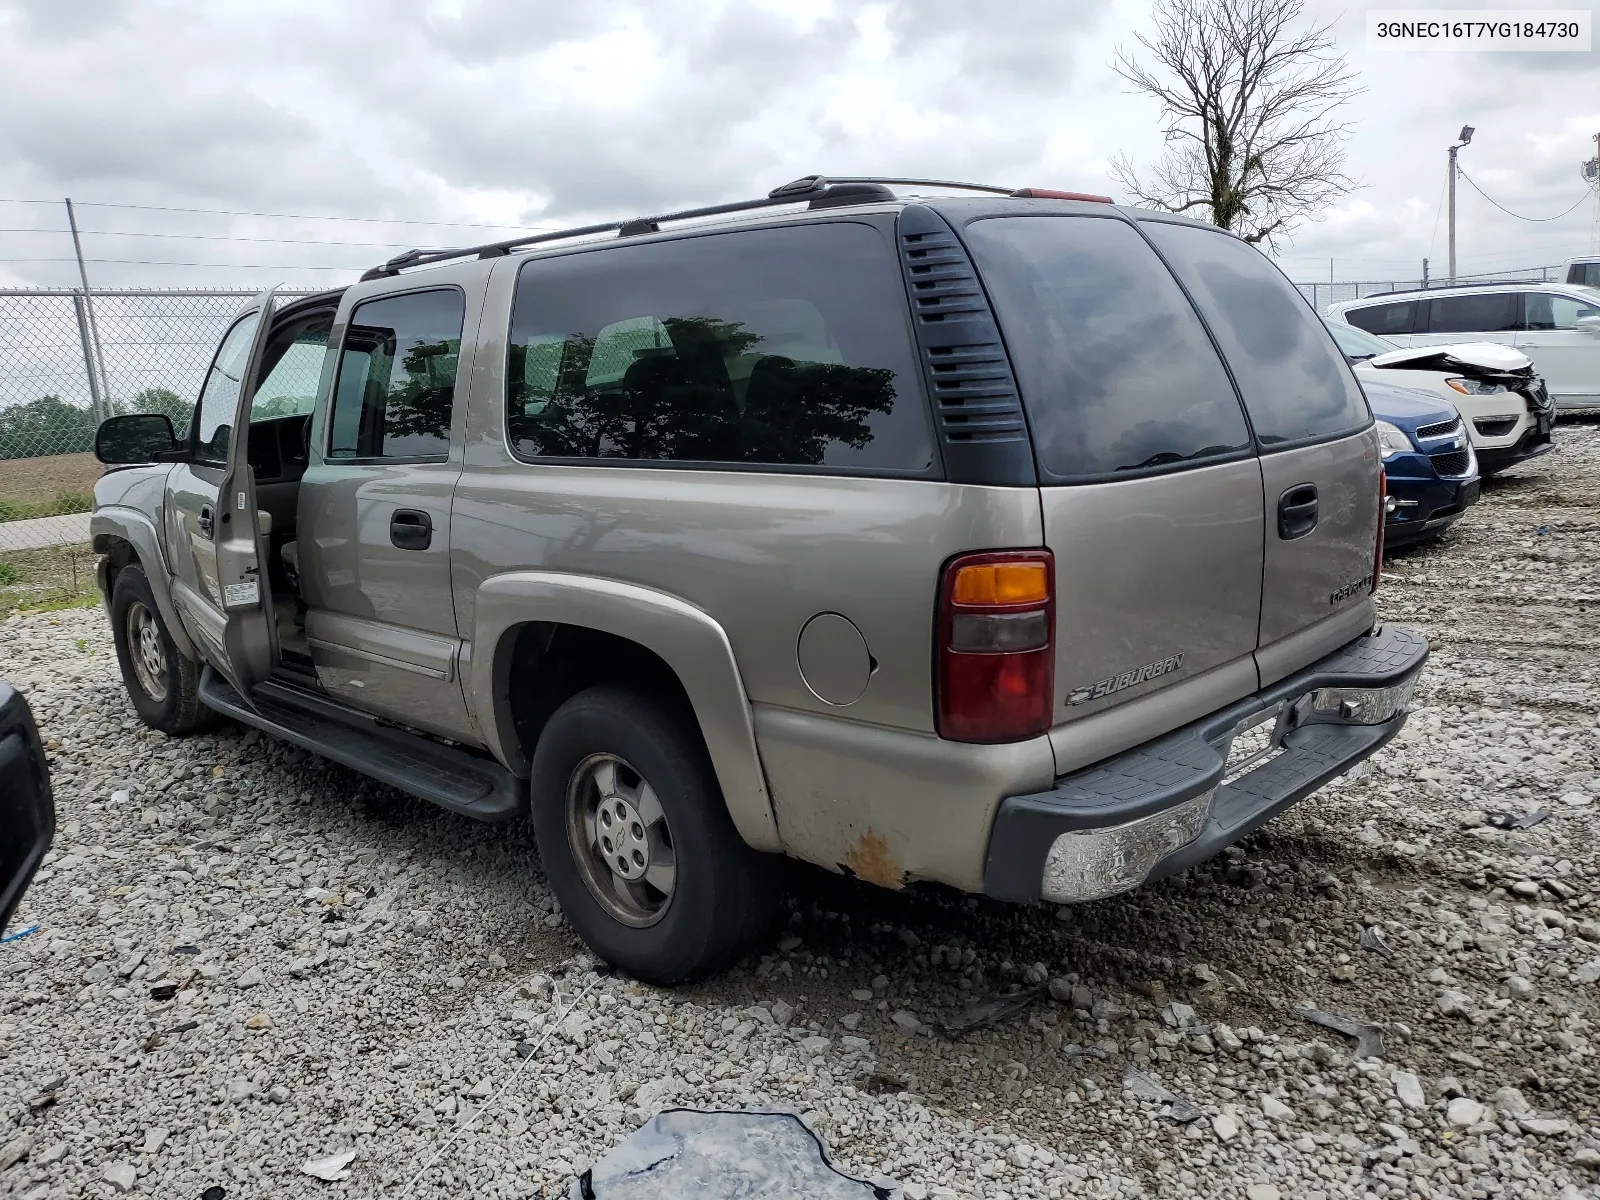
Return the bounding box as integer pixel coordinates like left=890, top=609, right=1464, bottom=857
left=199, top=668, right=523, bottom=823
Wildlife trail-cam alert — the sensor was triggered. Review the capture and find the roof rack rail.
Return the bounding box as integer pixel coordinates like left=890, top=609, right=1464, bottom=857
left=1356, top=278, right=1549, bottom=300
left=358, top=174, right=1108, bottom=280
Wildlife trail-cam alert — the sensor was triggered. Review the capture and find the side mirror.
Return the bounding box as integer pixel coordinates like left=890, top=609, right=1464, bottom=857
left=0, top=683, right=55, bottom=935
left=1575, top=315, right=1600, bottom=337
left=95, top=413, right=178, bottom=464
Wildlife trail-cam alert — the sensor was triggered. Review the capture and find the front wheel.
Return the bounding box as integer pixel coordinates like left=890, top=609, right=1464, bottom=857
left=529, top=684, right=780, bottom=984
left=109, top=566, right=215, bottom=735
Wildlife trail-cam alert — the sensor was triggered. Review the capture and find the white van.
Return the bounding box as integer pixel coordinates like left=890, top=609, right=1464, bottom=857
left=1562, top=257, right=1600, bottom=290
left=1328, top=283, right=1600, bottom=410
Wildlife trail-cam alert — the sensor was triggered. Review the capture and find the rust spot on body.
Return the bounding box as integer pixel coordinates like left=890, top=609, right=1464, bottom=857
left=843, top=830, right=904, bottom=890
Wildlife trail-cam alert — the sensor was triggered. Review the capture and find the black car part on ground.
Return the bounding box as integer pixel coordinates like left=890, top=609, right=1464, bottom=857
left=0, top=682, right=55, bottom=932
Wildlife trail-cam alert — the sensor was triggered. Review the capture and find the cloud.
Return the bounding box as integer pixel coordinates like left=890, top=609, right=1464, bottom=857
left=0, top=0, right=1591, bottom=291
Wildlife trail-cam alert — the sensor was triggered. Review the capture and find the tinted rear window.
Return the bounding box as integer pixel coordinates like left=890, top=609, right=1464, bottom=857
left=1346, top=301, right=1415, bottom=336
left=962, top=215, right=1250, bottom=481
left=1425, top=292, right=1519, bottom=333
left=506, top=222, right=932, bottom=474
left=1144, top=222, right=1368, bottom=446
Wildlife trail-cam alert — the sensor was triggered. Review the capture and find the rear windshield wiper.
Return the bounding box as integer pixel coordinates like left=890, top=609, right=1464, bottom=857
left=1117, top=445, right=1240, bottom=472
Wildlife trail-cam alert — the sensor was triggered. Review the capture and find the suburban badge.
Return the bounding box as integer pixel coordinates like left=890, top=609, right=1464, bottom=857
left=1068, top=653, right=1185, bottom=706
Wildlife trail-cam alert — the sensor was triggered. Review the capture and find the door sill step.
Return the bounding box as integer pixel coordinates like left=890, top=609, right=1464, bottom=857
left=199, top=667, right=523, bottom=823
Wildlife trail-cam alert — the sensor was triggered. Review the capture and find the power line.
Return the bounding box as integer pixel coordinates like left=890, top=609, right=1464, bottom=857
left=0, top=257, right=361, bottom=270
left=0, top=227, right=457, bottom=250
left=73, top=200, right=553, bottom=231
left=0, top=197, right=552, bottom=230
left=1456, top=167, right=1595, bottom=223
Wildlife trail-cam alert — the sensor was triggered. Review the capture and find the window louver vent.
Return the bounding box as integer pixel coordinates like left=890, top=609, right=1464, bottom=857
left=896, top=207, right=1034, bottom=485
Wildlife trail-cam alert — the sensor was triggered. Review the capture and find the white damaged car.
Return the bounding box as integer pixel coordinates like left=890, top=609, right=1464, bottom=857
left=1325, top=321, right=1555, bottom=477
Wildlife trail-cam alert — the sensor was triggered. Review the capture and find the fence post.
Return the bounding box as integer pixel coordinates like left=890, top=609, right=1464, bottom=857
left=71, top=292, right=105, bottom=425
left=65, top=198, right=114, bottom=422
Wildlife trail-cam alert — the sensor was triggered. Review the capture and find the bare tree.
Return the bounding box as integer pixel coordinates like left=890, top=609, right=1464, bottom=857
left=1110, top=0, right=1362, bottom=246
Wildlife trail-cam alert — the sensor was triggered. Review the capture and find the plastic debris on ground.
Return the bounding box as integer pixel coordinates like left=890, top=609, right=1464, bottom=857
left=569, top=1108, right=898, bottom=1198
left=942, top=987, right=1045, bottom=1034
left=1300, top=1007, right=1385, bottom=1059
left=1486, top=809, right=1551, bottom=830
left=301, top=1148, right=357, bottom=1182
left=1359, top=926, right=1396, bottom=959
left=1, top=923, right=40, bottom=944
left=1121, top=1064, right=1203, bottom=1124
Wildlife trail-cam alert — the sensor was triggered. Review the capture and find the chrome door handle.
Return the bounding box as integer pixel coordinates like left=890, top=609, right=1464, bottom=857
left=198, top=505, right=214, bottom=538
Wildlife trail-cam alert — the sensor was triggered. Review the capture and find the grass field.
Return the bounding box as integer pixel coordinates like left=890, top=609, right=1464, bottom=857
left=0, top=452, right=102, bottom=511
left=0, top=541, right=98, bottom=617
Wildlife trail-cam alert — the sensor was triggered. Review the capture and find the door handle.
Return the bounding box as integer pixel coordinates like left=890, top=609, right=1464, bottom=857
left=1277, top=484, right=1318, bottom=540
left=198, top=505, right=214, bottom=539
left=390, top=508, right=432, bottom=551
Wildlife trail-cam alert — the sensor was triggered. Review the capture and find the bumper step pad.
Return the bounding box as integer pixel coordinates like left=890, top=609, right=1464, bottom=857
left=985, top=625, right=1428, bottom=902
left=199, top=668, right=523, bottom=823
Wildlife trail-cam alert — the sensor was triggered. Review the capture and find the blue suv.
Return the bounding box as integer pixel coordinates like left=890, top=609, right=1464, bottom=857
left=1365, top=378, right=1482, bottom=547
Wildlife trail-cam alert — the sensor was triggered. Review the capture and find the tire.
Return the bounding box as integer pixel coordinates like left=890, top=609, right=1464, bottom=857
left=529, top=684, right=780, bottom=984
left=109, top=565, right=216, bottom=736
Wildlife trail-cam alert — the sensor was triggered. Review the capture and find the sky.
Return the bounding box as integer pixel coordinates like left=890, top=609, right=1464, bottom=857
left=0, top=0, right=1595, bottom=292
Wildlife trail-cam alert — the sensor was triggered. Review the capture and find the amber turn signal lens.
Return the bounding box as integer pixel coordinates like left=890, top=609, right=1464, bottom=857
left=951, top=561, right=1049, bottom=606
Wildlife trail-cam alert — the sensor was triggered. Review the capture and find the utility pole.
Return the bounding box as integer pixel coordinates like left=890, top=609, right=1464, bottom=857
left=1447, top=125, right=1474, bottom=284
left=1422, top=258, right=1429, bottom=288
left=65, top=197, right=113, bottom=423
left=1588, top=131, right=1599, bottom=252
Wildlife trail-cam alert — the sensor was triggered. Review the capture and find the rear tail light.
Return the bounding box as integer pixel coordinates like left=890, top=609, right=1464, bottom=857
left=1371, top=469, right=1386, bottom=593
left=936, top=550, right=1055, bottom=743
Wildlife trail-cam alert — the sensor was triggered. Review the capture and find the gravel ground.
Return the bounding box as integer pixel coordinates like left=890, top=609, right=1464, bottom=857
left=3, top=420, right=1599, bottom=1200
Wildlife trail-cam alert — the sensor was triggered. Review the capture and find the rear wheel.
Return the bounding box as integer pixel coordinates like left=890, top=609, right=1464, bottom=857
left=110, top=566, right=214, bottom=735
left=529, top=684, right=779, bottom=984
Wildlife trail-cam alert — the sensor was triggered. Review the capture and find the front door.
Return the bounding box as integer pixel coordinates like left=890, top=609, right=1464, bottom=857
left=1516, top=291, right=1600, bottom=406
left=164, top=291, right=279, bottom=695
left=296, top=285, right=475, bottom=742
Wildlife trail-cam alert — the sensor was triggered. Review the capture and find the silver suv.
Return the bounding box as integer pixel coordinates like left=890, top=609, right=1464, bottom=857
left=89, top=176, right=1427, bottom=983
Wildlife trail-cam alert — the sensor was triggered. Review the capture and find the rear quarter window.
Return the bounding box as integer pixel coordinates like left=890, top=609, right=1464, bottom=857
left=961, top=215, right=1251, bottom=481
left=505, top=222, right=933, bottom=474
left=1143, top=221, right=1369, bottom=447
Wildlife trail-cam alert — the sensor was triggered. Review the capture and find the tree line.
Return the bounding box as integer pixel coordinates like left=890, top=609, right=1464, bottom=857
left=0, top=390, right=193, bottom=460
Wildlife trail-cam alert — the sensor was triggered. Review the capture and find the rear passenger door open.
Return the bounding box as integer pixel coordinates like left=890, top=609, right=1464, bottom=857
left=1142, top=220, right=1380, bottom=684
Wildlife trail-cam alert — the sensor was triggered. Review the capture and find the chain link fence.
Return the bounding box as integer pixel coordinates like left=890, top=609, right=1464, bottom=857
left=1292, top=264, right=1564, bottom=313
left=0, top=266, right=1569, bottom=569
left=0, top=289, right=317, bottom=569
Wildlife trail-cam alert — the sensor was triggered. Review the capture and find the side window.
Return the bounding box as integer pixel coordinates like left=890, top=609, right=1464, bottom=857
left=1424, top=292, right=1519, bottom=334
left=1524, top=292, right=1600, bottom=330
left=251, top=313, right=334, bottom=420
left=1144, top=221, right=1368, bottom=447
left=1345, top=301, right=1415, bottom=336
left=506, top=222, right=933, bottom=473
left=193, top=312, right=262, bottom=463
left=328, top=289, right=464, bottom=460
left=1567, top=263, right=1600, bottom=288
left=963, top=215, right=1250, bottom=480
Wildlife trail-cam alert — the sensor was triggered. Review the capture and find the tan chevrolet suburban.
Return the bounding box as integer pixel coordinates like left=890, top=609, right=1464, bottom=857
left=90, top=175, right=1427, bottom=983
